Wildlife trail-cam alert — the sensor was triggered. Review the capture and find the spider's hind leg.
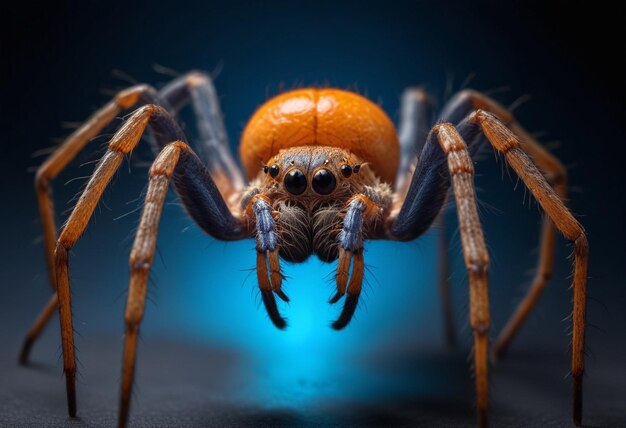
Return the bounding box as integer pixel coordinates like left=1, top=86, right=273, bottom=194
left=119, top=141, right=247, bottom=428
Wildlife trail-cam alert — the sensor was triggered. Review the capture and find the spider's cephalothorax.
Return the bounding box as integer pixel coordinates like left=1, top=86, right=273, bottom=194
left=23, top=72, right=588, bottom=428
left=248, top=146, right=390, bottom=263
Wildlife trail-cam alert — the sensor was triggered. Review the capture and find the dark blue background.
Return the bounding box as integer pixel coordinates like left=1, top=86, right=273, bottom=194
left=1, top=0, right=625, bottom=423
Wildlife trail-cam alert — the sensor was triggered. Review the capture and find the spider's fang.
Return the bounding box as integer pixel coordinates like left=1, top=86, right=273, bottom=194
left=331, top=292, right=359, bottom=330
left=261, top=289, right=287, bottom=329
left=275, top=289, right=290, bottom=302
left=328, top=291, right=344, bottom=304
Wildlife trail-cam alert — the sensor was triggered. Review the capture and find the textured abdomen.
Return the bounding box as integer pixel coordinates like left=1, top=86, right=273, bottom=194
left=240, top=88, right=399, bottom=184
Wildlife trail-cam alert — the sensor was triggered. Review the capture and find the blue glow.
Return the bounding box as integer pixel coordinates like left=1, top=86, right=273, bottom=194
left=141, top=218, right=445, bottom=409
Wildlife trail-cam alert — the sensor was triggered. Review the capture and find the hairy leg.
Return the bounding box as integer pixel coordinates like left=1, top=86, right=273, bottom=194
left=433, top=123, right=490, bottom=428
left=118, top=141, right=190, bottom=428
left=23, top=71, right=246, bottom=363
left=21, top=85, right=166, bottom=364
left=53, top=104, right=186, bottom=417
left=459, top=110, right=588, bottom=426
left=116, top=140, right=244, bottom=428
left=387, top=109, right=587, bottom=425
left=440, top=89, right=568, bottom=358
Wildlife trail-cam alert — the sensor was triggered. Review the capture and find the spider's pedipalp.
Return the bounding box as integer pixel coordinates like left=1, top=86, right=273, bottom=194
left=249, top=194, right=289, bottom=327
left=260, top=289, right=287, bottom=330
left=330, top=189, right=389, bottom=329
left=331, top=293, right=360, bottom=330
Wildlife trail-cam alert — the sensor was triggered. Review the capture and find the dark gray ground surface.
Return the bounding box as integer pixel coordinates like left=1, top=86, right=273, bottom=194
left=1, top=333, right=624, bottom=428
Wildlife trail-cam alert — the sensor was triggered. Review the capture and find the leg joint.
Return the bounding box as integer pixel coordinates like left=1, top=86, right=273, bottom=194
left=108, top=104, right=164, bottom=153
left=54, top=240, right=69, bottom=263
left=125, top=314, right=143, bottom=329
left=149, top=141, right=189, bottom=177
left=574, top=233, right=589, bottom=257
left=472, top=322, right=491, bottom=335
left=115, top=84, right=159, bottom=109
left=468, top=260, right=490, bottom=274
left=186, top=70, right=212, bottom=87
left=456, top=89, right=514, bottom=123
left=404, top=86, right=431, bottom=103
left=470, top=110, right=520, bottom=153
left=130, top=259, right=151, bottom=272
left=56, top=235, right=72, bottom=253
left=34, top=168, right=50, bottom=193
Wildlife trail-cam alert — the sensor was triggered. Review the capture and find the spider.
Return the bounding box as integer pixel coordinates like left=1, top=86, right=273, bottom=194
left=20, top=71, right=588, bottom=428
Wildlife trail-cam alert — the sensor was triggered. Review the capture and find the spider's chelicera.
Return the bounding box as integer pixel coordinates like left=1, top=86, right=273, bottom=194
left=21, top=72, right=589, bottom=428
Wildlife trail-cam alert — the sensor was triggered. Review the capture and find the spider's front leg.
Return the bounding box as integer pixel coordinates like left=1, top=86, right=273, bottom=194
left=432, top=124, right=491, bottom=428
left=330, top=187, right=392, bottom=330
left=386, top=122, right=490, bottom=427
left=119, top=143, right=246, bottom=428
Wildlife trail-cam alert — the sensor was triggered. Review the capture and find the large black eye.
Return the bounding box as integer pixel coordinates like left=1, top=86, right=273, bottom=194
left=284, top=169, right=307, bottom=195
left=312, top=169, right=337, bottom=195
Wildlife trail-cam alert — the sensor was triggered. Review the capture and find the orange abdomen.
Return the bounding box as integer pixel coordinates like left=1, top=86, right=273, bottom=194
left=240, top=88, right=399, bottom=184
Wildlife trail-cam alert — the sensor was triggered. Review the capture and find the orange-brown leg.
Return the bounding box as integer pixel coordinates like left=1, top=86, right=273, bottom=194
left=20, top=85, right=161, bottom=364
left=53, top=104, right=182, bottom=418
left=19, top=293, right=58, bottom=364
left=434, top=123, right=490, bottom=428
left=492, top=121, right=568, bottom=358
left=469, top=110, right=588, bottom=426
left=442, top=90, right=569, bottom=358
left=118, top=141, right=189, bottom=428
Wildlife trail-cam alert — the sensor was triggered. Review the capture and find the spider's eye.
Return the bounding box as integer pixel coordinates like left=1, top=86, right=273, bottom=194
left=340, top=164, right=352, bottom=178
left=312, top=169, right=337, bottom=195
left=284, top=169, right=307, bottom=195
left=269, top=164, right=280, bottom=178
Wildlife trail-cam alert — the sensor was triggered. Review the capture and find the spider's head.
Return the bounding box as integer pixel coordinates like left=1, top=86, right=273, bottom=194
left=258, top=146, right=374, bottom=205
